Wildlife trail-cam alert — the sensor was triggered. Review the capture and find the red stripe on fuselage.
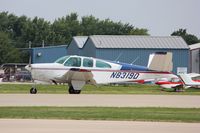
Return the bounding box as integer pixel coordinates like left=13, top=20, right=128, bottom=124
left=31, top=67, right=172, bottom=74
left=155, top=81, right=182, bottom=85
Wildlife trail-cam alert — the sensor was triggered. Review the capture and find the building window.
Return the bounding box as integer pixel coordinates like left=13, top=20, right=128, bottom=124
left=64, top=57, right=81, bottom=67
left=96, top=60, right=111, bottom=68
left=83, top=58, right=93, bottom=67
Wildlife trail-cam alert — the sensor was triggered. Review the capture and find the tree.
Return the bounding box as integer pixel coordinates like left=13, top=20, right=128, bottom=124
left=81, top=15, right=99, bottom=35
left=0, top=11, right=151, bottom=63
left=80, top=16, right=149, bottom=36
left=0, top=11, right=150, bottom=47
left=97, top=19, right=134, bottom=35
left=0, top=32, right=20, bottom=64
left=171, top=29, right=200, bottom=45
left=29, top=17, right=52, bottom=47
left=52, top=13, right=80, bottom=44
left=129, top=28, right=149, bottom=35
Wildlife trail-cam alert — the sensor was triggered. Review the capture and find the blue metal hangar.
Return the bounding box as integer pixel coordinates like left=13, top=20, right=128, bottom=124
left=68, top=35, right=189, bottom=74
left=30, top=35, right=189, bottom=74
left=30, top=45, right=67, bottom=63
left=67, top=36, right=88, bottom=55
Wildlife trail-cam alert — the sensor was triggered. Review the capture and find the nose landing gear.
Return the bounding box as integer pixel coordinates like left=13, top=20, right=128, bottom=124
left=30, top=87, right=37, bottom=94
left=30, top=81, right=37, bottom=94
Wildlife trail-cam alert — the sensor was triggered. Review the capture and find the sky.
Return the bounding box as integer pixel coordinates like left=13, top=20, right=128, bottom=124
left=0, top=0, right=199, bottom=38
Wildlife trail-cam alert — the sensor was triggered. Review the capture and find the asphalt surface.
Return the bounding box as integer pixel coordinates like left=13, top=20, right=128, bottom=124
left=0, top=94, right=200, bottom=107
left=1, top=94, right=200, bottom=132
left=0, top=119, right=200, bottom=133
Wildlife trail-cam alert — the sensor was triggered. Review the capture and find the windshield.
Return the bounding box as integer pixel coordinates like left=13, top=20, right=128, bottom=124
left=54, top=56, right=70, bottom=64
left=64, top=57, right=81, bottom=67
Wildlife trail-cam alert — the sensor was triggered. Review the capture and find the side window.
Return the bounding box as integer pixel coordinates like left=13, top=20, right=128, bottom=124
left=64, top=57, right=81, bottom=67
left=96, top=60, right=111, bottom=68
left=83, top=58, right=93, bottom=67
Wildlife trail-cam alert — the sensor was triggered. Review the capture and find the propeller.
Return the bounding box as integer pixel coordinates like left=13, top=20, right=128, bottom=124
left=25, top=50, right=32, bottom=71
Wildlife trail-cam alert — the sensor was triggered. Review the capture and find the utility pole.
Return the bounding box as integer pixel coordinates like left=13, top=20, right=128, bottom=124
left=28, top=41, right=31, bottom=48
left=42, top=40, right=45, bottom=47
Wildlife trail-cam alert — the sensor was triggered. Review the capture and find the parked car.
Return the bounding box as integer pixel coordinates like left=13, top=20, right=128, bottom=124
left=15, top=71, right=32, bottom=81
left=0, top=73, right=4, bottom=78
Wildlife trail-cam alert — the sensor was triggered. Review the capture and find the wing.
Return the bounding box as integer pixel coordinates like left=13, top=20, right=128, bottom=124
left=55, top=68, right=97, bottom=85
left=179, top=74, right=200, bottom=86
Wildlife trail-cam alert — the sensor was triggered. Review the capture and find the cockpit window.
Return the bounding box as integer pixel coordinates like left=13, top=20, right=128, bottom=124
left=64, top=57, right=81, bottom=67
left=83, top=58, right=93, bottom=67
left=55, top=56, right=69, bottom=64
left=96, top=60, right=111, bottom=68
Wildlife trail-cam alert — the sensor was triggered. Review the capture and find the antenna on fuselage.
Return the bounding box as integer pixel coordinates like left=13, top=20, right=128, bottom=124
left=114, top=52, right=123, bottom=62
left=130, top=56, right=140, bottom=65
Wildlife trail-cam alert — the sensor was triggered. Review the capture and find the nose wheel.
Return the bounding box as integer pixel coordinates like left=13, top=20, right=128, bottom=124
left=30, top=87, right=37, bottom=94
left=68, top=86, right=81, bottom=94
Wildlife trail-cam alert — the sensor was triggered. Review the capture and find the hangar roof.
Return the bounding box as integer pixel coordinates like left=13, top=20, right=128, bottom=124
left=189, top=43, right=200, bottom=50
left=73, top=36, right=88, bottom=48
left=89, top=35, right=189, bottom=49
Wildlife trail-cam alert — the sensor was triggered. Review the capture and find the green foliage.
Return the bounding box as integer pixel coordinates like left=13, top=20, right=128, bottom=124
left=171, top=29, right=200, bottom=45
left=0, top=32, right=20, bottom=64
left=0, top=11, right=149, bottom=48
left=52, top=13, right=80, bottom=44
left=0, top=11, right=150, bottom=63
left=129, top=28, right=149, bottom=35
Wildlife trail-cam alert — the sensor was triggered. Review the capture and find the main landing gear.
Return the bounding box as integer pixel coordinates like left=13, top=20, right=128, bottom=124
left=68, top=86, right=81, bottom=94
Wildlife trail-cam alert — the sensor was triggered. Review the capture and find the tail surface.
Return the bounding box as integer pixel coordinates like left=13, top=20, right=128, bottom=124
left=148, top=52, right=173, bottom=72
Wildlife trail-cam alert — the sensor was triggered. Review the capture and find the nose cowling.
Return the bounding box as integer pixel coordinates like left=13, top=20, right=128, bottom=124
left=25, top=64, right=32, bottom=72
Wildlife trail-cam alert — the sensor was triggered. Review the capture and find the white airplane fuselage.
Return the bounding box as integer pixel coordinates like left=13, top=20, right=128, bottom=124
left=29, top=59, right=175, bottom=84
left=26, top=54, right=176, bottom=94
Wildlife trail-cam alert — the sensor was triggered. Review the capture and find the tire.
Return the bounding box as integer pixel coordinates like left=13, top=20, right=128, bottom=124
left=68, top=86, right=74, bottom=94
left=30, top=87, right=37, bottom=94
left=74, top=90, right=81, bottom=94
left=68, top=86, right=81, bottom=94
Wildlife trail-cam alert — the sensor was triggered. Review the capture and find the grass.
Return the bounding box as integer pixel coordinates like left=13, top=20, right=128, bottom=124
left=0, top=107, right=200, bottom=123
left=0, top=83, right=200, bottom=95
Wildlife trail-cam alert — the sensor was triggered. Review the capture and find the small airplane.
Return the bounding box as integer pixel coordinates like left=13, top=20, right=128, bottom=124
left=25, top=52, right=177, bottom=94
left=155, top=73, right=200, bottom=91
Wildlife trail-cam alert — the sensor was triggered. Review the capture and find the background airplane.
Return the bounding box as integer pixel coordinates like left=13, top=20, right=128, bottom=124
left=155, top=73, right=200, bottom=91
left=26, top=52, right=176, bottom=94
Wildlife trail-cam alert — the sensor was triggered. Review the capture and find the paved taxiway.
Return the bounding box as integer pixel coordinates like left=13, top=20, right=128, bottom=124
left=1, top=119, right=200, bottom=133
left=0, top=94, right=200, bottom=107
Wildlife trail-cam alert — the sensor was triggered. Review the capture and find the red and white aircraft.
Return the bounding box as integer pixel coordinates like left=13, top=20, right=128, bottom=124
left=26, top=52, right=176, bottom=94
left=155, top=73, right=200, bottom=90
